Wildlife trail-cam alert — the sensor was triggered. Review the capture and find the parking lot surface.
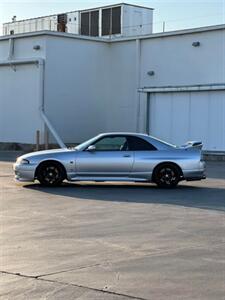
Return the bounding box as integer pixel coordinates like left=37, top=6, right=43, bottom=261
left=0, top=152, right=225, bottom=299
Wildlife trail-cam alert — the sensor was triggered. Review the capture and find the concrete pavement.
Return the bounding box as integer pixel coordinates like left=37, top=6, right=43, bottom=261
left=0, top=155, right=225, bottom=299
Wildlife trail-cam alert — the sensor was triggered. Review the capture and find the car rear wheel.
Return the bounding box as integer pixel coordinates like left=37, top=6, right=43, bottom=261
left=154, top=164, right=180, bottom=188
left=37, top=162, right=65, bottom=186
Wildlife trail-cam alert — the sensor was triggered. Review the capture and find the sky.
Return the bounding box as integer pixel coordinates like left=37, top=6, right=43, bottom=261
left=0, top=0, right=224, bottom=35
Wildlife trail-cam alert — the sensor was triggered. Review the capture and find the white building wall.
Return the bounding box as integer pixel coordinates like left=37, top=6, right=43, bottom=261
left=140, top=30, right=225, bottom=86
left=44, top=36, right=110, bottom=143
left=106, top=41, right=137, bottom=132
left=106, top=28, right=225, bottom=149
left=0, top=26, right=225, bottom=150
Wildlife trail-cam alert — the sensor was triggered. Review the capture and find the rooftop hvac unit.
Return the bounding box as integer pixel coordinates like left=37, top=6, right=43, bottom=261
left=81, top=10, right=99, bottom=37
left=57, top=14, right=67, bottom=32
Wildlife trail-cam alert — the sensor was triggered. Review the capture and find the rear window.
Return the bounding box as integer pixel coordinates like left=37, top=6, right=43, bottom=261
left=128, top=136, right=157, bottom=151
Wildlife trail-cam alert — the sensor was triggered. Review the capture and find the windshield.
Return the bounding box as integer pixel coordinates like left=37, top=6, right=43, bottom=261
left=75, top=135, right=100, bottom=151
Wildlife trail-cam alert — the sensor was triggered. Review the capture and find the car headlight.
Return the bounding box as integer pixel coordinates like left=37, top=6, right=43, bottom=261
left=16, top=158, right=30, bottom=164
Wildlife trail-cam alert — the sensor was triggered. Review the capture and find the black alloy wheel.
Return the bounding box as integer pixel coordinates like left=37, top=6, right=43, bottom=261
left=37, top=162, right=64, bottom=186
left=154, top=164, right=180, bottom=188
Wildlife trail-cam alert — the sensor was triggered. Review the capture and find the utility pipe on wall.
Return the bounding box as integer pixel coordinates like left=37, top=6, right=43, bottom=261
left=135, top=38, right=141, bottom=132
left=8, top=38, right=14, bottom=59
left=0, top=58, right=66, bottom=148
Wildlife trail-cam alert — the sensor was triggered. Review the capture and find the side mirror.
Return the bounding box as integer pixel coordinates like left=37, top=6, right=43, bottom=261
left=87, top=145, right=96, bottom=152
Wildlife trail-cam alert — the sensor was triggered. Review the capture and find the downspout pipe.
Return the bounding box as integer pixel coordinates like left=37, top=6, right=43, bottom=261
left=8, top=38, right=14, bottom=60
left=135, top=39, right=141, bottom=132
left=0, top=58, right=66, bottom=148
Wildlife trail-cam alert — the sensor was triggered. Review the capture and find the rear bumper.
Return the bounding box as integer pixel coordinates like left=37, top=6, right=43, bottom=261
left=185, top=174, right=206, bottom=181
left=183, top=161, right=206, bottom=181
left=183, top=169, right=206, bottom=181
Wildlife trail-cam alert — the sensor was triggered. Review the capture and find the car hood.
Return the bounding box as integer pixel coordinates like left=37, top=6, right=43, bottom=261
left=18, top=148, right=72, bottom=160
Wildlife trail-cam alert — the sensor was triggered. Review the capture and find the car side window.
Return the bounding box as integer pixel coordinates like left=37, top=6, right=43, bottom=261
left=127, top=136, right=157, bottom=151
left=93, top=136, right=128, bottom=151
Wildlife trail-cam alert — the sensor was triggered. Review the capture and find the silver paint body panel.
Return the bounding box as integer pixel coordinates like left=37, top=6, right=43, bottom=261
left=13, top=133, right=206, bottom=183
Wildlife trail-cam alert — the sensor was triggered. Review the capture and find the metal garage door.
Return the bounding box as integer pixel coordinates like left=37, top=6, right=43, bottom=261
left=0, top=64, right=42, bottom=144
left=149, top=90, right=225, bottom=151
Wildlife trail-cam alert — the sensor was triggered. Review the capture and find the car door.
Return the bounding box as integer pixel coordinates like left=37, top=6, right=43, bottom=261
left=127, top=136, right=157, bottom=180
left=75, top=135, right=134, bottom=179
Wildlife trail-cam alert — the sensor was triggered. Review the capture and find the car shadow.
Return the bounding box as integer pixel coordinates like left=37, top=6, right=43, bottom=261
left=24, top=181, right=225, bottom=213
left=206, top=162, right=225, bottom=179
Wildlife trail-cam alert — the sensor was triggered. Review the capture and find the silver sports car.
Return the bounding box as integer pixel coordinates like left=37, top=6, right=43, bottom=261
left=14, top=132, right=206, bottom=188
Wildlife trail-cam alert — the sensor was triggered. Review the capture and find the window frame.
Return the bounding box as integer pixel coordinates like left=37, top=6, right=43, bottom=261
left=83, top=135, right=157, bottom=152
left=86, top=135, right=128, bottom=152
left=127, top=136, right=157, bottom=151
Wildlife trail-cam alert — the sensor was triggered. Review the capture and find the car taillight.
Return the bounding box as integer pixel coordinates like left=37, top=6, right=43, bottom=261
left=200, top=151, right=204, bottom=162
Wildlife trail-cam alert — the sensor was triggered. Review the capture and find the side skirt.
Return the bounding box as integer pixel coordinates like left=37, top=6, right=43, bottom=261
left=69, top=176, right=148, bottom=182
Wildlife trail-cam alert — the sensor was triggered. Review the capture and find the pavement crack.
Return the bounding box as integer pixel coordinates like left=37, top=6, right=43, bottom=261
left=0, top=270, right=38, bottom=279
left=0, top=270, right=148, bottom=300
left=36, top=263, right=101, bottom=278
left=38, top=277, right=148, bottom=300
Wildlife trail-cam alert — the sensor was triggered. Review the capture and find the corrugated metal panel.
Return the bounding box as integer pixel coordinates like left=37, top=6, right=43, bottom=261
left=148, top=91, right=225, bottom=151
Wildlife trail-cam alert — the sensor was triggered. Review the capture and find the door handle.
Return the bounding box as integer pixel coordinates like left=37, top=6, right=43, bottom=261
left=123, top=154, right=131, bottom=157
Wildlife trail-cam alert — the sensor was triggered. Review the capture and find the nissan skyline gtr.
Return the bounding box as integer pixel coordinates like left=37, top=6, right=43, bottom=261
left=14, top=132, right=206, bottom=188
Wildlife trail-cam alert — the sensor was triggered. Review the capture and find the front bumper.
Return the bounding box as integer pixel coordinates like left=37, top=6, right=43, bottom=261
left=13, top=163, right=36, bottom=182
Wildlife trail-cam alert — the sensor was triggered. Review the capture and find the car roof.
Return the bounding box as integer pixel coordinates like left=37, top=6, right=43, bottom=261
left=98, top=132, right=149, bottom=137
left=97, top=132, right=175, bottom=150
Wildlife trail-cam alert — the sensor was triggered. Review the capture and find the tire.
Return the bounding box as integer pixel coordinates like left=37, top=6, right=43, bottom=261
left=154, top=164, right=180, bottom=188
left=37, top=162, right=65, bottom=186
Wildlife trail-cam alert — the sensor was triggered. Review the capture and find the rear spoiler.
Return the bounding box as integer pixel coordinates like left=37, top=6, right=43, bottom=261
left=181, top=141, right=203, bottom=150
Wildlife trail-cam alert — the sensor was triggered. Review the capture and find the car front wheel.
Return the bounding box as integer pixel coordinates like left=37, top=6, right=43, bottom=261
left=37, top=162, right=65, bottom=186
left=154, top=164, right=180, bottom=188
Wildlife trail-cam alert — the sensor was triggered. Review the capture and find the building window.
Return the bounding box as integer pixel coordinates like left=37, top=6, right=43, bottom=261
left=10, top=30, right=14, bottom=35
left=102, top=6, right=121, bottom=36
